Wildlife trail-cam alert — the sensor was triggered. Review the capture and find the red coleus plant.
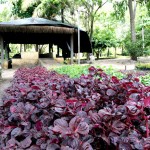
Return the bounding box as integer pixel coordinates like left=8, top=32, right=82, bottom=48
left=0, top=66, right=150, bottom=150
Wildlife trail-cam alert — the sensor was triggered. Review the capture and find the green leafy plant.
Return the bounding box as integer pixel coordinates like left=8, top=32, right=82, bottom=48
left=53, top=65, right=89, bottom=78
left=102, top=65, right=125, bottom=79
left=140, top=73, right=150, bottom=86
left=54, top=64, right=150, bottom=87
left=136, top=63, right=150, bottom=70
left=125, top=40, right=143, bottom=61
left=54, top=65, right=125, bottom=79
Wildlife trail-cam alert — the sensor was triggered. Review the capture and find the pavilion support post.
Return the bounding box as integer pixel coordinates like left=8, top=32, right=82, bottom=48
left=5, top=45, right=9, bottom=61
left=24, top=44, right=26, bottom=52
left=49, top=43, right=53, bottom=58
left=20, top=44, right=22, bottom=53
left=57, top=46, right=59, bottom=57
left=0, top=35, right=4, bottom=69
left=4, top=44, right=9, bottom=69
left=35, top=44, right=38, bottom=52
left=70, top=34, right=74, bottom=64
left=49, top=44, right=51, bottom=54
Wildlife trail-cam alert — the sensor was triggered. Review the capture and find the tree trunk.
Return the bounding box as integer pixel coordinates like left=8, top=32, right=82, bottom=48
left=100, top=51, right=102, bottom=57
left=95, top=49, right=100, bottom=59
left=128, top=0, right=137, bottom=60
left=115, top=47, right=117, bottom=58
left=89, top=3, right=94, bottom=45
left=107, top=47, right=110, bottom=57
left=131, top=55, right=137, bottom=61
left=122, top=45, right=124, bottom=55
left=128, top=0, right=136, bottom=42
left=20, top=44, right=22, bottom=53
left=90, top=16, right=94, bottom=42
left=96, top=52, right=99, bottom=59
left=61, top=8, right=64, bottom=23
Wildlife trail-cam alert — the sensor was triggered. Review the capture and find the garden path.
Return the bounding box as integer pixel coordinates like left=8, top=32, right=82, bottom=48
left=0, top=69, right=16, bottom=106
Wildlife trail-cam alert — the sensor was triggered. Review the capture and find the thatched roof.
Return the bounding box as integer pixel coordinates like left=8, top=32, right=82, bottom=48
left=0, top=18, right=76, bottom=34
left=0, top=18, right=92, bottom=53
left=0, top=18, right=77, bottom=28
left=0, top=25, right=74, bottom=34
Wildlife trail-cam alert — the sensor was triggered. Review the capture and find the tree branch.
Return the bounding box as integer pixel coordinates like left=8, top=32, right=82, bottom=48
left=94, top=0, right=108, bottom=15
left=81, top=1, right=91, bottom=12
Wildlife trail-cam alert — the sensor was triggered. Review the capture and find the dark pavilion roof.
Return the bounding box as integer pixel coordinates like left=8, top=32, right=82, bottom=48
left=0, top=18, right=92, bottom=53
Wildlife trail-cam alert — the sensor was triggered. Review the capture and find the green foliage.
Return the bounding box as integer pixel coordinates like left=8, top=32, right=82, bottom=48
left=33, top=0, right=62, bottom=19
left=92, top=25, right=118, bottom=59
left=143, top=26, right=150, bottom=53
left=0, top=7, right=11, bottom=22
left=140, top=73, right=150, bottom=86
left=136, top=63, right=150, bottom=70
left=11, top=0, right=66, bottom=19
left=11, top=0, right=22, bottom=17
left=122, top=49, right=129, bottom=56
left=111, top=0, right=149, bottom=20
left=11, top=0, right=40, bottom=18
left=9, top=0, right=76, bottom=23
left=54, top=64, right=150, bottom=87
left=124, top=34, right=143, bottom=60
left=54, top=65, right=89, bottom=78
left=75, top=0, right=103, bottom=40
left=93, top=27, right=116, bottom=48
left=54, top=65, right=125, bottom=79
left=146, top=0, right=150, bottom=16
left=112, top=0, right=128, bottom=20
left=9, top=44, right=20, bottom=58
left=101, top=65, right=125, bottom=79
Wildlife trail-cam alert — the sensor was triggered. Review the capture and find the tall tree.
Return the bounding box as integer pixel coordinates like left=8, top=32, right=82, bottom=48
left=76, top=0, right=108, bottom=41
left=112, top=0, right=149, bottom=60
left=112, top=0, right=136, bottom=41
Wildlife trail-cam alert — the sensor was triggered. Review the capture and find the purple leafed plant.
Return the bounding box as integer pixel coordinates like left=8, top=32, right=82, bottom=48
left=0, top=66, right=150, bottom=150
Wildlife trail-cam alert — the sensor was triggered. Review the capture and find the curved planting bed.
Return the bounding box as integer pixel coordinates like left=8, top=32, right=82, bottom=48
left=0, top=66, right=150, bottom=150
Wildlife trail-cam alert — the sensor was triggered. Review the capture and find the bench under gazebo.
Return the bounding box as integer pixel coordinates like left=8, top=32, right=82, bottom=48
left=0, top=17, right=92, bottom=68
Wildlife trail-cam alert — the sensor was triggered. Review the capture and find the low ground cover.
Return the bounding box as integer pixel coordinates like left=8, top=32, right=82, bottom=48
left=0, top=66, right=150, bottom=149
left=140, top=74, right=150, bottom=86
left=54, top=65, right=124, bottom=79
left=54, top=64, right=150, bottom=86
left=136, top=63, right=150, bottom=70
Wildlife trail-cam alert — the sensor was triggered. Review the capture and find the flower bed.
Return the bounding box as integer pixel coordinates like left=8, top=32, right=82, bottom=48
left=0, top=66, right=150, bottom=149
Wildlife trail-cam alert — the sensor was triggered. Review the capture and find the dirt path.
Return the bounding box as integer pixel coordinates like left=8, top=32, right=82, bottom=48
left=0, top=69, right=16, bottom=106
left=95, top=58, right=135, bottom=70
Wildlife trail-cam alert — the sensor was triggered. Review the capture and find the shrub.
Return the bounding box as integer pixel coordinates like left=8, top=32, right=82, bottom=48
left=0, top=66, right=150, bottom=149
left=125, top=41, right=143, bottom=61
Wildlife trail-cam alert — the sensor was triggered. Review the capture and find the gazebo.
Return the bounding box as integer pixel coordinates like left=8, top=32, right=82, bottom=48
left=0, top=17, right=92, bottom=67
